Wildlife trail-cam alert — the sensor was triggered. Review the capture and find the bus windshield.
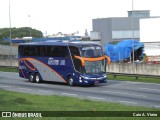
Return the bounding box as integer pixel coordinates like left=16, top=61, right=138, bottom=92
left=80, top=46, right=103, bottom=58
left=82, top=60, right=106, bottom=74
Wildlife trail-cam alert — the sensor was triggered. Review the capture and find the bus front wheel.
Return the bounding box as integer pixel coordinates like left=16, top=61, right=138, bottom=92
left=68, top=76, right=74, bottom=86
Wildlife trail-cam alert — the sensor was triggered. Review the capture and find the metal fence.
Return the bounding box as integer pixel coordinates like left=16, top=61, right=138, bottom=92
left=0, top=45, right=18, bottom=66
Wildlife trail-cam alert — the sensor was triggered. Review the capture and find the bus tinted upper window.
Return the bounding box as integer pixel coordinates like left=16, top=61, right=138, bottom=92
left=80, top=46, right=103, bottom=58
left=19, top=45, right=69, bottom=58
left=47, top=46, right=69, bottom=58
left=20, top=46, right=30, bottom=56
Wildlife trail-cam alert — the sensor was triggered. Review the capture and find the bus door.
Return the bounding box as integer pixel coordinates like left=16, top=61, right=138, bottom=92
left=47, top=46, right=73, bottom=82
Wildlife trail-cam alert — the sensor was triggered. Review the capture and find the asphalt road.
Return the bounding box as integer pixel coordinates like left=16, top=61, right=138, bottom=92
left=0, top=72, right=160, bottom=108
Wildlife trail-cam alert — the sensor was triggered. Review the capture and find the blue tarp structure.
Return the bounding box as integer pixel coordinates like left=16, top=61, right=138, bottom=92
left=105, top=39, right=144, bottom=62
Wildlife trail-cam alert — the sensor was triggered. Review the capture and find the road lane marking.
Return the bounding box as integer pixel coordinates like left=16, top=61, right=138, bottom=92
left=153, top=105, right=160, bottom=108
left=38, top=90, right=54, bottom=94
left=120, top=101, right=137, bottom=105
left=105, top=80, right=160, bottom=87
left=87, top=96, right=105, bottom=100
left=18, top=88, right=32, bottom=91
left=101, top=91, right=147, bottom=97
left=0, top=85, right=11, bottom=88
left=139, top=88, right=160, bottom=92
left=61, top=93, right=77, bottom=96
left=129, top=81, right=160, bottom=86
left=38, top=84, right=49, bottom=86
left=103, top=81, right=132, bottom=87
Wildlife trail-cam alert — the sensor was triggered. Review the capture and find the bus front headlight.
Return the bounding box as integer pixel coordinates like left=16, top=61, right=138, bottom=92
left=103, top=75, right=107, bottom=78
left=79, top=77, right=82, bottom=82
left=81, top=75, right=90, bottom=80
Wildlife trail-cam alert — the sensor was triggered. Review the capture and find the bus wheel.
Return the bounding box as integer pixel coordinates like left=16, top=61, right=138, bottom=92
left=29, top=73, right=35, bottom=83
left=68, top=76, right=74, bottom=86
left=35, top=73, right=40, bottom=83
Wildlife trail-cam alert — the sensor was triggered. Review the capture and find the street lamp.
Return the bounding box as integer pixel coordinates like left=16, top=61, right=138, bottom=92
left=9, top=0, right=12, bottom=66
left=132, top=0, right=135, bottom=73
left=9, top=0, right=11, bottom=39
left=28, top=15, right=31, bottom=36
left=28, top=14, right=32, bottom=42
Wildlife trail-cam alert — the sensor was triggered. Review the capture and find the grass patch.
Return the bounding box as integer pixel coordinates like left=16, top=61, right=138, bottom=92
left=108, top=74, right=160, bottom=84
left=0, top=90, right=160, bottom=120
left=0, top=67, right=18, bottom=72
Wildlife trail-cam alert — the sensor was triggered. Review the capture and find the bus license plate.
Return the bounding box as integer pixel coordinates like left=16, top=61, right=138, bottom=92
left=95, top=81, right=99, bottom=84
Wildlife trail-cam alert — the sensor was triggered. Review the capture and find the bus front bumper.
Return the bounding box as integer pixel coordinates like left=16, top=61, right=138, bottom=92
left=78, top=77, right=107, bottom=85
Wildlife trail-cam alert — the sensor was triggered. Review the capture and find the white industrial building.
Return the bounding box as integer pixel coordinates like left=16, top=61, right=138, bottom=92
left=140, top=18, right=160, bottom=63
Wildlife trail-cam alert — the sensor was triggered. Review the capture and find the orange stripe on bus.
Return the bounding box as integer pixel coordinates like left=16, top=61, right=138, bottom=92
left=104, top=55, right=111, bottom=64
left=74, top=55, right=111, bottom=66
left=20, top=68, right=26, bottom=78
left=20, top=58, right=36, bottom=71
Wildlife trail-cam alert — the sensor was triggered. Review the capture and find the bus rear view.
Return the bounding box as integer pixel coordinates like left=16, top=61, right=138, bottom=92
left=18, top=41, right=110, bottom=86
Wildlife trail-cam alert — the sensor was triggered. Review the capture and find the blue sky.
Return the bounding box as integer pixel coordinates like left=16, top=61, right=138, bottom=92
left=1, top=0, right=160, bottom=35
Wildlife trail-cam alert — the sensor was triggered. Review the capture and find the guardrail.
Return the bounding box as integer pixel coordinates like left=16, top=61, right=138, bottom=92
left=0, top=66, right=160, bottom=80
left=108, top=72, right=160, bottom=80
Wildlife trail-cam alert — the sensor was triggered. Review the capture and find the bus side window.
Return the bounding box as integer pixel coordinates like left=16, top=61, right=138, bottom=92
left=69, top=46, right=80, bottom=56
left=52, top=46, right=59, bottom=57
left=35, top=46, right=41, bottom=57
left=19, top=46, right=24, bottom=56
left=52, top=46, right=69, bottom=58
left=30, top=46, right=36, bottom=56
left=23, top=46, right=30, bottom=56
left=60, top=46, right=69, bottom=58
left=41, top=46, right=47, bottom=57
left=69, top=46, right=81, bottom=72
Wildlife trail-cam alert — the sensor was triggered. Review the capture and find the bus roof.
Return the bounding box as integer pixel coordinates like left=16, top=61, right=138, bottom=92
left=19, top=40, right=100, bottom=47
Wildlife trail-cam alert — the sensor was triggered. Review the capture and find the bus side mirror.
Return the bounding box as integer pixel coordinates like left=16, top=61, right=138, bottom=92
left=104, top=55, right=111, bottom=65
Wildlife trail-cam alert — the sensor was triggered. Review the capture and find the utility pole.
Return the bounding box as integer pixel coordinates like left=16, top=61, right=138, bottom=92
left=132, top=0, right=135, bottom=73
left=9, top=0, right=12, bottom=66
left=28, top=14, right=32, bottom=42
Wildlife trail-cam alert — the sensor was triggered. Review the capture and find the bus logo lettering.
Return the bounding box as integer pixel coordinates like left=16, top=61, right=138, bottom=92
left=48, top=58, right=59, bottom=65
left=60, top=60, right=65, bottom=65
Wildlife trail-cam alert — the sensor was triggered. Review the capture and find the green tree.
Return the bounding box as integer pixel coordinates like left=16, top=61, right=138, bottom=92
left=0, top=27, right=43, bottom=41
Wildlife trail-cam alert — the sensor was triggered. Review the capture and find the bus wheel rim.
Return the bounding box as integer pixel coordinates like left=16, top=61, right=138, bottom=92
left=36, top=75, right=40, bottom=82
left=30, top=74, right=34, bottom=82
left=69, top=78, right=73, bottom=86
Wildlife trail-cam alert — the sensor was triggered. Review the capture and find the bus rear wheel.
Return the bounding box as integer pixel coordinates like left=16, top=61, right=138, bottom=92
left=35, top=73, right=40, bottom=83
left=68, top=76, right=74, bottom=86
left=29, top=73, right=35, bottom=83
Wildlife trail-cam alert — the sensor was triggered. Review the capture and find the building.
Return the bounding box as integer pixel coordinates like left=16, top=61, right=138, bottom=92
left=140, top=17, right=160, bottom=63
left=92, top=10, right=150, bottom=48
